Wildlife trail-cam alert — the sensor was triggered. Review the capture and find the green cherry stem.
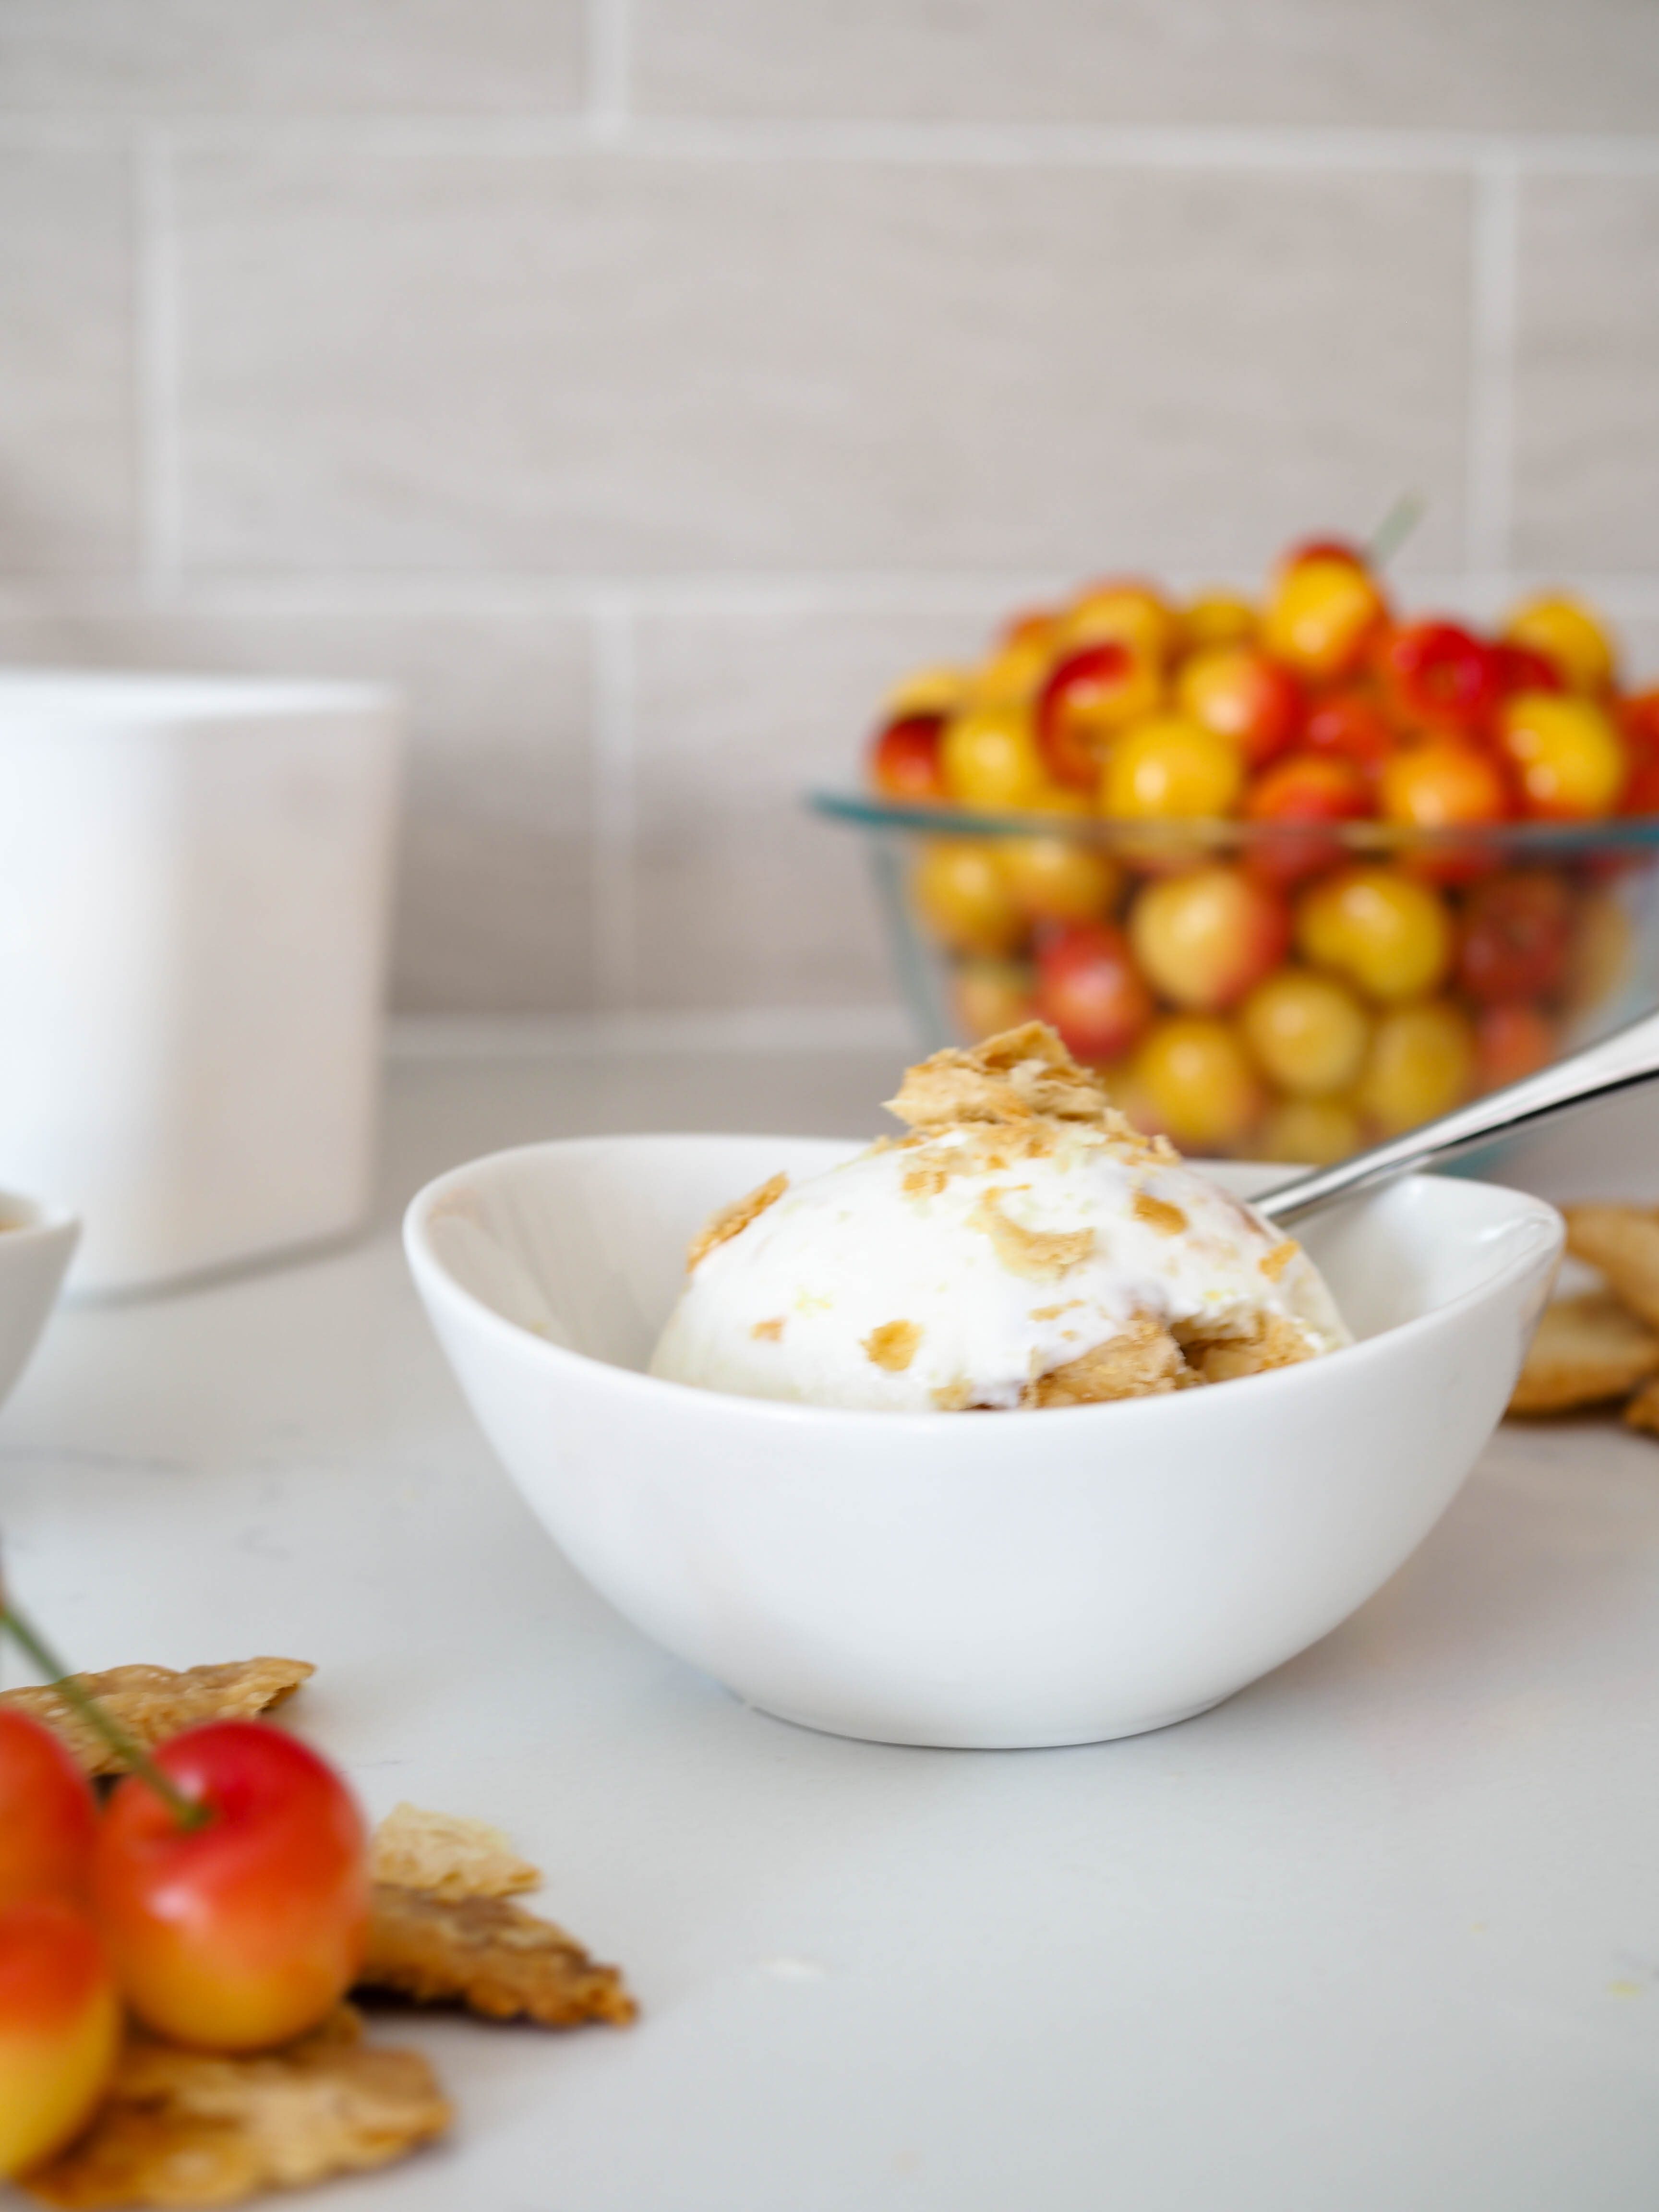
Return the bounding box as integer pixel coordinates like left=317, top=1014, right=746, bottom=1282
left=1367, top=491, right=1427, bottom=570
left=0, top=1600, right=210, bottom=1830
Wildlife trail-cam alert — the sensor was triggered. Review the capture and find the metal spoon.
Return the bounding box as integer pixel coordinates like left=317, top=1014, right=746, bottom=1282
left=1257, top=1001, right=1659, bottom=1225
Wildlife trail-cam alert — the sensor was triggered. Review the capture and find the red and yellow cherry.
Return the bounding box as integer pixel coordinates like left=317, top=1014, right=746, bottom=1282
left=1245, top=752, right=1370, bottom=826
left=1455, top=870, right=1572, bottom=1003
left=1241, top=752, right=1370, bottom=883
left=1128, top=865, right=1290, bottom=1013
left=0, top=1710, right=97, bottom=1914
left=1492, top=640, right=1564, bottom=697
left=1099, top=715, right=1244, bottom=820
left=1262, top=554, right=1387, bottom=684
left=1358, top=1000, right=1476, bottom=1134
left=953, top=958, right=1037, bottom=1040
left=1296, top=865, right=1453, bottom=1002
left=1502, top=594, right=1616, bottom=695
left=1034, top=920, right=1155, bottom=1062
left=1002, top=610, right=1059, bottom=654
left=912, top=841, right=1026, bottom=956
left=1259, top=1095, right=1363, bottom=1166
left=998, top=836, right=1120, bottom=923
left=1181, top=593, right=1257, bottom=652
left=1379, top=741, right=1510, bottom=830
left=1566, top=890, right=1633, bottom=1013
left=1282, top=536, right=1366, bottom=573
left=1060, top=580, right=1178, bottom=666
left=93, top=1720, right=368, bottom=2053
left=1379, top=620, right=1500, bottom=734
left=1128, top=1016, right=1263, bottom=1153
left=939, top=705, right=1046, bottom=810
left=1035, top=642, right=1163, bottom=788
left=884, top=664, right=970, bottom=720
left=968, top=635, right=1053, bottom=712
left=1497, top=693, right=1626, bottom=819
left=1175, top=646, right=1302, bottom=769
left=1621, top=689, right=1659, bottom=815
left=0, top=1899, right=121, bottom=2178
left=1475, top=1001, right=1558, bottom=1092
left=867, top=713, right=947, bottom=803
left=1300, top=690, right=1395, bottom=781
left=1239, top=968, right=1370, bottom=1098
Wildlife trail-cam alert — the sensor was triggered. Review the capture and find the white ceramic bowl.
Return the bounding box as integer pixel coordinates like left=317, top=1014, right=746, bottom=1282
left=0, top=1189, right=78, bottom=1410
left=406, top=1137, right=1562, bottom=1750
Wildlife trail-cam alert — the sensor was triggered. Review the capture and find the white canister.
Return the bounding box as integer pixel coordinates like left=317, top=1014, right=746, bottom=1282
left=0, top=673, right=402, bottom=1294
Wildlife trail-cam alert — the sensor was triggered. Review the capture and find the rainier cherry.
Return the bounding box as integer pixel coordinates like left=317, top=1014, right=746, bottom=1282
left=867, top=713, right=947, bottom=804
left=1176, top=646, right=1301, bottom=769
left=1502, top=594, right=1616, bottom=696
left=93, top=1720, right=368, bottom=2053
left=1034, top=921, right=1154, bottom=1062
left=1036, top=642, right=1162, bottom=788
left=1128, top=866, right=1289, bottom=1014
left=0, top=1899, right=120, bottom=2178
left=0, top=1709, right=97, bottom=1912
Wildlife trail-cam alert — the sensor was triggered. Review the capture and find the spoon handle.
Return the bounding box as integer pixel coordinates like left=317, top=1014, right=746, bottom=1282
left=1256, top=1002, right=1659, bottom=1225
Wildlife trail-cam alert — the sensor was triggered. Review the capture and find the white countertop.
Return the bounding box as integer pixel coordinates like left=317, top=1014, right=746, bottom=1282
left=5, top=1040, right=1659, bottom=2212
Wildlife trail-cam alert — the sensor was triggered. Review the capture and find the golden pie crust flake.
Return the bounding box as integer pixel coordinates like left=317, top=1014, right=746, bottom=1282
left=359, top=1886, right=637, bottom=2029
left=969, top=1189, right=1096, bottom=1281
left=369, top=1804, right=541, bottom=1904
left=863, top=1320, right=923, bottom=1372
left=687, top=1172, right=788, bottom=1272
left=19, top=2008, right=449, bottom=2209
left=0, top=1659, right=314, bottom=1779
left=1025, top=1316, right=1187, bottom=1407
left=1563, top=1203, right=1659, bottom=1331
left=888, top=1022, right=1168, bottom=1157
left=1508, top=1291, right=1659, bottom=1415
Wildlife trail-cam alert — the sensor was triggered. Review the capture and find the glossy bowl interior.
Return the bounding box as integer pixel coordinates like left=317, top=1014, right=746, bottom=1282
left=406, top=1134, right=1562, bottom=1750
left=814, top=793, right=1659, bottom=1170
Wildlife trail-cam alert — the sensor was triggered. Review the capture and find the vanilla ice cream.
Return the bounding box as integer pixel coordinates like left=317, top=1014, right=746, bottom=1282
left=649, top=1024, right=1348, bottom=1413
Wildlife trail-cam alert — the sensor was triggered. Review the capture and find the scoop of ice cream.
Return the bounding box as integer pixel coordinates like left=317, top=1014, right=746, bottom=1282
left=649, top=1023, right=1348, bottom=1413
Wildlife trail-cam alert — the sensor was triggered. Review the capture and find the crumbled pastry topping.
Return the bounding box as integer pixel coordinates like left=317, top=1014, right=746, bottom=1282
left=969, top=1189, right=1097, bottom=1280
left=863, top=1319, right=923, bottom=1371
left=687, top=1172, right=788, bottom=1271
left=1029, top=1299, right=1085, bottom=1322
left=887, top=1023, right=1167, bottom=1158
left=1133, top=1191, right=1188, bottom=1237
left=930, top=1375, right=977, bottom=1411
left=1175, top=1311, right=1317, bottom=1384
left=1024, top=1314, right=1187, bottom=1407
left=751, top=1316, right=785, bottom=1342
left=1259, top=1239, right=1300, bottom=1281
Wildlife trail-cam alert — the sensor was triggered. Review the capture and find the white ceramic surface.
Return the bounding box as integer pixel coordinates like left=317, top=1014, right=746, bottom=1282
left=405, top=1134, right=1564, bottom=1750
left=0, top=673, right=401, bottom=1294
left=0, top=1189, right=78, bottom=1410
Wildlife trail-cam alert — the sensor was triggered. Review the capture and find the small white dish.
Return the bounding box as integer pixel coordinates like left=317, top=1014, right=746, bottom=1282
left=405, top=1136, right=1562, bottom=1751
left=0, top=1190, right=79, bottom=1410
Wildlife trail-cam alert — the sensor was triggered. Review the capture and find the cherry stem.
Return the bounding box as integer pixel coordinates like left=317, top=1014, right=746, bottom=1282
left=0, top=1600, right=210, bottom=1831
left=1368, top=492, right=1427, bottom=569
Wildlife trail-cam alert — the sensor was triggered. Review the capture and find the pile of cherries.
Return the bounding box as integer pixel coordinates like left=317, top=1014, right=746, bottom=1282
left=867, top=543, right=1659, bottom=1160
left=0, top=1699, right=365, bottom=2177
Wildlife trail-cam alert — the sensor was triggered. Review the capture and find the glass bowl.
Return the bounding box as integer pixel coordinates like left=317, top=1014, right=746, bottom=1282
left=812, top=791, right=1659, bottom=1165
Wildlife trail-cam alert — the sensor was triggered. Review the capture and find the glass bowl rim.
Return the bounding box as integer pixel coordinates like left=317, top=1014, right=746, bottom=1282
left=809, top=789, right=1659, bottom=858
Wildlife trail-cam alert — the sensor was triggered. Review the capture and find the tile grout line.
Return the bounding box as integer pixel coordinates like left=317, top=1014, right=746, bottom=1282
left=6, top=111, right=1659, bottom=174
left=1466, top=156, right=1520, bottom=582
left=12, top=571, right=1659, bottom=622
left=133, top=125, right=183, bottom=601
left=589, top=601, right=639, bottom=1012
left=585, top=0, right=631, bottom=139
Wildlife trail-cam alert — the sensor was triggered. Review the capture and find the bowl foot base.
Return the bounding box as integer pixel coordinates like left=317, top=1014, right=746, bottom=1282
left=736, top=1690, right=1233, bottom=1752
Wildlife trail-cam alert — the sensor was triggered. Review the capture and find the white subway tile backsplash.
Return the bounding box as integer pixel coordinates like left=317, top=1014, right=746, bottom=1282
left=172, top=149, right=1471, bottom=577
left=1513, top=174, right=1659, bottom=575
left=633, top=0, right=1659, bottom=133
left=0, top=0, right=585, bottom=115
left=0, top=608, right=595, bottom=1013
left=628, top=611, right=1000, bottom=1010
left=0, top=148, right=136, bottom=573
